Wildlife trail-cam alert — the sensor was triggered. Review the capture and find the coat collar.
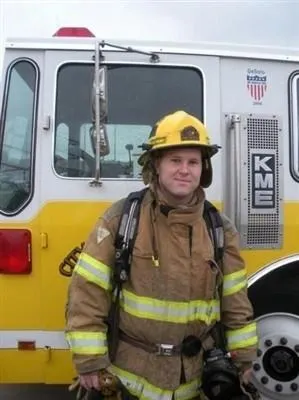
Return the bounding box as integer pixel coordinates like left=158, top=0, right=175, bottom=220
left=148, top=185, right=206, bottom=225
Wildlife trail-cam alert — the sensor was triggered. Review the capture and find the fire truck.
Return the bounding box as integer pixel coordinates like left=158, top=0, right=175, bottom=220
left=0, top=27, right=299, bottom=399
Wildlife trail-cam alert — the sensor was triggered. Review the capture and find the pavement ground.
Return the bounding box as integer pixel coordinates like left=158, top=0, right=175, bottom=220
left=0, top=384, right=74, bottom=400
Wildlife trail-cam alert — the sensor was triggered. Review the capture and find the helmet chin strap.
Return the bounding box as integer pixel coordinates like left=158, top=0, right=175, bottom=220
left=200, top=157, right=212, bottom=188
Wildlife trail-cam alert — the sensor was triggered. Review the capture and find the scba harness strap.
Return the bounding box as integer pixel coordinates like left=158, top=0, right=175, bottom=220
left=108, top=188, right=224, bottom=362
left=114, top=188, right=148, bottom=286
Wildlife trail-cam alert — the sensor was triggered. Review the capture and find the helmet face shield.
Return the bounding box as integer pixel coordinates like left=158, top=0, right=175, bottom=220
left=138, top=111, right=219, bottom=188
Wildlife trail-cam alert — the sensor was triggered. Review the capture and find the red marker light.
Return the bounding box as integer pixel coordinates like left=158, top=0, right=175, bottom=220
left=0, top=229, right=32, bottom=274
left=53, top=27, right=95, bottom=37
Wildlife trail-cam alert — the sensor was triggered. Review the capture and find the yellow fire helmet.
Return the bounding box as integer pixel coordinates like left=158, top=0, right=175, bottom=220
left=138, top=110, right=220, bottom=188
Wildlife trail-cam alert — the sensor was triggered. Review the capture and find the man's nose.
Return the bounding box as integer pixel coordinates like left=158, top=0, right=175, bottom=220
left=178, top=162, right=189, bottom=173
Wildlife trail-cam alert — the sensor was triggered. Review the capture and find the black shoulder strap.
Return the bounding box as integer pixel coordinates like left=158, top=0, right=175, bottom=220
left=203, top=200, right=228, bottom=350
left=108, top=188, right=148, bottom=362
left=114, top=188, right=148, bottom=285
left=203, top=200, right=224, bottom=265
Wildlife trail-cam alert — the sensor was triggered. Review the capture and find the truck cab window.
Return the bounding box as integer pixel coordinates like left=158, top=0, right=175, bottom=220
left=0, top=60, right=38, bottom=214
left=54, top=63, right=203, bottom=179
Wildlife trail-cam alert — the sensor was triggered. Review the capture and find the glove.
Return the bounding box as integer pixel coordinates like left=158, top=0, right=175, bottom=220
left=68, top=369, right=137, bottom=400
left=239, top=382, right=261, bottom=400
left=97, top=369, right=122, bottom=397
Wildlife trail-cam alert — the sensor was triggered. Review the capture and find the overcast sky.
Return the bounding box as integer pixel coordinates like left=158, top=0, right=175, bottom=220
left=1, top=0, right=299, bottom=69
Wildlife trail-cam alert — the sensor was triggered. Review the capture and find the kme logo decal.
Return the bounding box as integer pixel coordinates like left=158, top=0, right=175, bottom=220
left=247, top=68, right=267, bottom=104
left=250, top=150, right=276, bottom=210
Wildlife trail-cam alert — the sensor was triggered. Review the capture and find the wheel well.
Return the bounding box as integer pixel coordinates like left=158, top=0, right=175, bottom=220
left=248, top=260, right=299, bottom=319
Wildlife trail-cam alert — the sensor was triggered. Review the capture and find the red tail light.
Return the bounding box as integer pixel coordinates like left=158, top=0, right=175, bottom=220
left=53, top=27, right=95, bottom=37
left=0, top=229, right=32, bottom=274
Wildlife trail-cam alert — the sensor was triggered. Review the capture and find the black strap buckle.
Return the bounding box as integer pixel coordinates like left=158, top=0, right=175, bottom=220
left=155, top=343, right=178, bottom=356
left=155, top=336, right=202, bottom=357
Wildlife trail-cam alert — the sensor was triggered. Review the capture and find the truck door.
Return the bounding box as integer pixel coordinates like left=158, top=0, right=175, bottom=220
left=40, top=44, right=221, bottom=383
left=0, top=51, right=45, bottom=382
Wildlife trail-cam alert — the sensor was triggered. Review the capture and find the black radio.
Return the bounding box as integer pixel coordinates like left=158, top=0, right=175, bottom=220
left=202, top=347, right=259, bottom=400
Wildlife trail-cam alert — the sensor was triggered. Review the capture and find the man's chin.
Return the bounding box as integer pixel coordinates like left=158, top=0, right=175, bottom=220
left=171, top=190, right=193, bottom=199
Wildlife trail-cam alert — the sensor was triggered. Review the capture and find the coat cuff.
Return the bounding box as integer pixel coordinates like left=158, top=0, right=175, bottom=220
left=231, top=347, right=258, bottom=366
left=73, top=354, right=111, bottom=375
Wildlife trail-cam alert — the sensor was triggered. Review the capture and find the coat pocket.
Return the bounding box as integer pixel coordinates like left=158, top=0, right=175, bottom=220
left=194, top=257, right=221, bottom=300
left=130, top=249, right=155, bottom=294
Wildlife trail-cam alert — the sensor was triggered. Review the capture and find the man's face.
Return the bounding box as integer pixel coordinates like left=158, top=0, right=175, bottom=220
left=155, top=147, right=202, bottom=203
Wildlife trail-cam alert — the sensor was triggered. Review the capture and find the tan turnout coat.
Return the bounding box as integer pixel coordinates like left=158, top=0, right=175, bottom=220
left=66, top=188, right=257, bottom=399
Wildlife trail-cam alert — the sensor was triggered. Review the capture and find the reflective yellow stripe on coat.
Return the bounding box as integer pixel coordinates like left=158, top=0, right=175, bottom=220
left=119, top=289, right=220, bottom=325
left=226, top=322, right=258, bottom=351
left=66, top=331, right=108, bottom=355
left=111, top=365, right=202, bottom=400
left=222, top=269, right=247, bottom=296
left=74, top=252, right=112, bottom=290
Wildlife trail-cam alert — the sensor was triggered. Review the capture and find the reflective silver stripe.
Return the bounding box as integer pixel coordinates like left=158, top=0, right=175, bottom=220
left=66, top=331, right=107, bottom=355
left=75, top=252, right=111, bottom=290
left=141, top=386, right=171, bottom=400
left=111, top=365, right=202, bottom=400
left=119, top=289, right=220, bottom=324
left=223, top=269, right=247, bottom=296
left=174, top=377, right=202, bottom=400
left=226, top=323, right=258, bottom=350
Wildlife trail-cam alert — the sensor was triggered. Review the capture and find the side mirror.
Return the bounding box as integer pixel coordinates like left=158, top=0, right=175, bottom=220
left=90, top=66, right=110, bottom=157
left=125, top=144, right=133, bottom=152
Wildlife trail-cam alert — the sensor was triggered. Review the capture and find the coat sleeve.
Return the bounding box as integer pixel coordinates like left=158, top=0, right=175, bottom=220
left=65, top=200, right=124, bottom=375
left=220, top=213, right=258, bottom=370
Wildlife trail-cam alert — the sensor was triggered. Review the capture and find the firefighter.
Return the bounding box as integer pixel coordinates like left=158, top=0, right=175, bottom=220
left=65, top=110, right=258, bottom=399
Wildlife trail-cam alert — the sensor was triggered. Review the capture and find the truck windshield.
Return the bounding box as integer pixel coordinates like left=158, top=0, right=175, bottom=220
left=0, top=59, right=38, bottom=215
left=54, top=63, right=204, bottom=179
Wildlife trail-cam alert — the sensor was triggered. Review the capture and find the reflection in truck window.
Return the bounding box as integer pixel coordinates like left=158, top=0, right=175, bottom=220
left=289, top=74, right=299, bottom=182
left=0, top=60, right=38, bottom=214
left=54, top=63, right=204, bottom=179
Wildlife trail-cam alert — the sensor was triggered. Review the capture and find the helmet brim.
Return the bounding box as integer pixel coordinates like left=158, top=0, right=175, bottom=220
left=138, top=143, right=220, bottom=166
